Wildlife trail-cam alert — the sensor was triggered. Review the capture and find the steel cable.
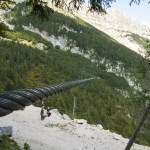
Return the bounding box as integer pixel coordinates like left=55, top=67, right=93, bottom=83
left=0, top=78, right=93, bottom=117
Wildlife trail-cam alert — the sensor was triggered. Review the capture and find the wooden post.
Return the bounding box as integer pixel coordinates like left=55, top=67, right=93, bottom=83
left=72, top=96, right=76, bottom=119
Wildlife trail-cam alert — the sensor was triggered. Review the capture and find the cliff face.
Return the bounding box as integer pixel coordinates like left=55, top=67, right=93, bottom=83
left=45, top=1, right=150, bottom=57
left=73, top=5, right=150, bottom=57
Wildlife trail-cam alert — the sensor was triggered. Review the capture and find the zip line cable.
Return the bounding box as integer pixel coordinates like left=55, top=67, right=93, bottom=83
left=0, top=78, right=93, bottom=117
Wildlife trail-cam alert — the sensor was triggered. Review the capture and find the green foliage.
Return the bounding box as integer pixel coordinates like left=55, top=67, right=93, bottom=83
left=0, top=22, right=10, bottom=36
left=130, top=33, right=150, bottom=78
left=55, top=45, right=60, bottom=49
left=7, top=2, right=144, bottom=72
left=0, top=40, right=132, bottom=138
left=4, top=30, right=53, bottom=49
left=0, top=135, right=21, bottom=150
left=130, top=33, right=150, bottom=51
left=24, top=143, right=30, bottom=150
left=26, top=0, right=54, bottom=20
left=0, top=0, right=16, bottom=10
left=109, top=111, right=134, bottom=137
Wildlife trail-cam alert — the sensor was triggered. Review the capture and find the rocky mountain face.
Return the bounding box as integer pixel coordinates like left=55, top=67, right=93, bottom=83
left=1, top=1, right=150, bottom=57
left=53, top=4, right=150, bottom=91
left=74, top=5, right=150, bottom=57
left=48, top=2, right=150, bottom=57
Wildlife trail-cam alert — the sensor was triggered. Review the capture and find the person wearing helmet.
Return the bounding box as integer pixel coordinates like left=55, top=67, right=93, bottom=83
left=40, top=108, right=45, bottom=120
left=47, top=107, right=51, bottom=117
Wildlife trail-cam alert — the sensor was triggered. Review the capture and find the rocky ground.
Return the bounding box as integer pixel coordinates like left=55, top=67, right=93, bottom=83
left=0, top=105, right=150, bottom=150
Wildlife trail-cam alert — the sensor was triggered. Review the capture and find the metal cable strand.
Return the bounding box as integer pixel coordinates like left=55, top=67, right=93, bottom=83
left=0, top=78, right=93, bottom=117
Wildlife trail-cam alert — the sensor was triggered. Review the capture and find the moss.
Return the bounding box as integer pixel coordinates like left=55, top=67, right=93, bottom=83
left=0, top=135, right=21, bottom=150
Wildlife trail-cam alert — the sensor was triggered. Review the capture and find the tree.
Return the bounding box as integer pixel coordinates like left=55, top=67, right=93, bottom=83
left=0, top=22, right=10, bottom=36
left=1, top=0, right=150, bottom=19
left=0, top=0, right=16, bottom=10
left=130, top=0, right=150, bottom=5
left=1, top=0, right=150, bottom=33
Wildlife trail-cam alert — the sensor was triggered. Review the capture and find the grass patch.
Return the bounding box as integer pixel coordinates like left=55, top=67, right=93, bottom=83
left=0, top=135, right=21, bottom=150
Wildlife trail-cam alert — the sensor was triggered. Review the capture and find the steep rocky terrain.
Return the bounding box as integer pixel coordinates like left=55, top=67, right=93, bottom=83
left=48, top=2, right=150, bottom=57
left=74, top=5, right=150, bottom=57
left=0, top=106, right=150, bottom=150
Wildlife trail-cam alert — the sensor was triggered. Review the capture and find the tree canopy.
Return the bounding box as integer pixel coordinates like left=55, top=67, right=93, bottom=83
left=1, top=0, right=150, bottom=18
left=0, top=0, right=150, bottom=27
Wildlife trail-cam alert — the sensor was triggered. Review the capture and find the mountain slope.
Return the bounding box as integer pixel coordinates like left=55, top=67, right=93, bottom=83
left=3, top=2, right=145, bottom=91
left=73, top=5, right=150, bottom=57
left=0, top=2, right=150, bottom=146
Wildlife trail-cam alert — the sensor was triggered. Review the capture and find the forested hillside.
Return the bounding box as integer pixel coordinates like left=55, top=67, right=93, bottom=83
left=0, top=2, right=150, bottom=146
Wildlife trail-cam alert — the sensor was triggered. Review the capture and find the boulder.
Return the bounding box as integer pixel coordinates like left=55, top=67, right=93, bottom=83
left=62, top=114, right=71, bottom=120
left=97, top=124, right=103, bottom=130
left=36, top=43, right=47, bottom=50
left=0, top=126, right=13, bottom=137
left=51, top=109, right=62, bottom=119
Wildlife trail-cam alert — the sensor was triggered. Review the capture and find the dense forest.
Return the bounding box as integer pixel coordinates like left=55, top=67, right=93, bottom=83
left=0, top=2, right=150, bottom=146
left=6, top=3, right=144, bottom=70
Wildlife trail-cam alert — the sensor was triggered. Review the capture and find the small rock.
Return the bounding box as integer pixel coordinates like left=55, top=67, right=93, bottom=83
left=51, top=109, right=62, bottom=118
left=0, top=126, right=13, bottom=137
left=97, top=124, right=103, bottom=130
left=36, top=43, right=47, bottom=50
left=10, top=142, right=15, bottom=145
left=74, top=119, right=87, bottom=124
left=62, top=114, right=70, bottom=120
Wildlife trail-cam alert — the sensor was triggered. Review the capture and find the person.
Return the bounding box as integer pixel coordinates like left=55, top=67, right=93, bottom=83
left=40, top=108, right=45, bottom=120
left=40, top=100, right=45, bottom=108
left=47, top=107, right=51, bottom=117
